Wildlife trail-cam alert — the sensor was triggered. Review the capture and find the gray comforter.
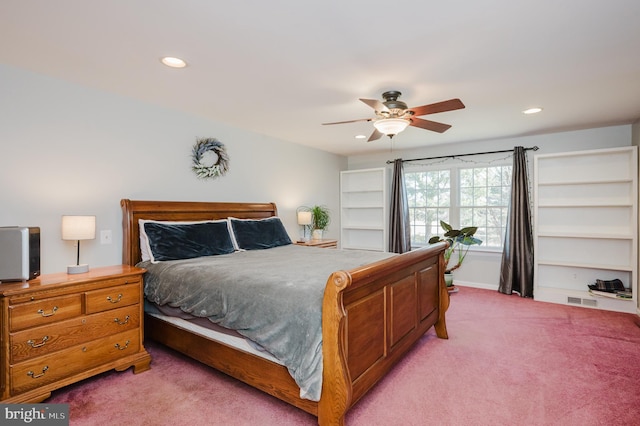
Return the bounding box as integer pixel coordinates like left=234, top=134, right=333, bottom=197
left=139, top=244, right=394, bottom=401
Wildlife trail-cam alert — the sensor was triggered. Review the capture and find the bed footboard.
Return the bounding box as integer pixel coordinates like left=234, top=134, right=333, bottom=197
left=319, top=243, right=448, bottom=426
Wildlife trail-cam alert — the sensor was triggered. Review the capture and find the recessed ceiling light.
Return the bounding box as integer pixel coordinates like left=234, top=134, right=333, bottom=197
left=522, top=107, right=543, bottom=115
left=355, top=135, right=366, bottom=139
left=161, top=57, right=187, bottom=68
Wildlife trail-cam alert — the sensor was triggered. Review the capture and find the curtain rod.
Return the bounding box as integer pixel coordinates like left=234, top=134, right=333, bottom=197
left=386, top=146, right=539, bottom=164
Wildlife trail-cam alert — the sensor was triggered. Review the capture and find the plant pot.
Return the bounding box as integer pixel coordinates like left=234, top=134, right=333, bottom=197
left=444, top=272, right=454, bottom=287
left=311, top=229, right=323, bottom=240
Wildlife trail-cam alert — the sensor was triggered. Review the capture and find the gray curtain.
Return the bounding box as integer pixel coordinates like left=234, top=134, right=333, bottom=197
left=389, top=159, right=411, bottom=253
left=498, top=146, right=534, bottom=297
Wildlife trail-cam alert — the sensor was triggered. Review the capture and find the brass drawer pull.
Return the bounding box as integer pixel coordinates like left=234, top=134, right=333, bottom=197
left=114, top=340, right=130, bottom=351
left=37, top=306, right=58, bottom=317
left=114, top=315, right=130, bottom=325
left=106, top=294, right=123, bottom=304
left=27, top=366, right=49, bottom=379
left=27, top=336, right=50, bottom=348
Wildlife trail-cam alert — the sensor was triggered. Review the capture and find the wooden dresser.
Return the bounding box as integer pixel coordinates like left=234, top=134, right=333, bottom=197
left=0, top=265, right=151, bottom=403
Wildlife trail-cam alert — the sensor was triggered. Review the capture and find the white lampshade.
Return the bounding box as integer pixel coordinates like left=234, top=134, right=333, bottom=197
left=61, top=215, right=96, bottom=274
left=297, top=211, right=312, bottom=226
left=62, top=216, right=96, bottom=240
left=373, top=118, right=410, bottom=136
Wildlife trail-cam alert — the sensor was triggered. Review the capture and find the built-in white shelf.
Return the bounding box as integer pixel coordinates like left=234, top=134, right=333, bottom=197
left=341, top=168, right=387, bottom=252
left=533, top=146, right=638, bottom=314
left=536, top=233, right=633, bottom=239
left=537, top=260, right=634, bottom=271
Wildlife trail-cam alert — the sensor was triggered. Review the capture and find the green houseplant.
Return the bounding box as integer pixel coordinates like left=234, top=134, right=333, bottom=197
left=310, top=205, right=330, bottom=240
left=428, top=221, right=482, bottom=275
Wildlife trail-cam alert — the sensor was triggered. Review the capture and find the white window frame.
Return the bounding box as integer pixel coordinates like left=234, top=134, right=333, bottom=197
left=405, top=161, right=512, bottom=251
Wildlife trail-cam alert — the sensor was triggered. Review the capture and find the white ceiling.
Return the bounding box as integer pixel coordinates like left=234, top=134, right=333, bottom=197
left=2, top=1, right=640, bottom=156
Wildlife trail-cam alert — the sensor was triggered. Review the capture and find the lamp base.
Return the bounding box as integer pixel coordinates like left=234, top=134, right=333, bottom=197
left=67, top=264, right=89, bottom=274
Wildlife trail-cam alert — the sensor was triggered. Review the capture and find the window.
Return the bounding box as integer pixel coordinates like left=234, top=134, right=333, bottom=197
left=406, top=169, right=450, bottom=244
left=406, top=164, right=512, bottom=248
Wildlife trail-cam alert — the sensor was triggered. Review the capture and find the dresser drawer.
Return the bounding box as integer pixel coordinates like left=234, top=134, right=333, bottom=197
left=10, top=306, right=140, bottom=363
left=10, top=328, right=140, bottom=394
left=9, top=294, right=83, bottom=332
left=84, top=282, right=140, bottom=314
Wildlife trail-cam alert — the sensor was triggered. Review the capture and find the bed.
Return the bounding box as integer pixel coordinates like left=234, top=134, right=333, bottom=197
left=121, top=199, right=449, bottom=426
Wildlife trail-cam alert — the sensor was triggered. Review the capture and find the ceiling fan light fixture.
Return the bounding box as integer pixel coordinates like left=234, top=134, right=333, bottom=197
left=373, top=118, right=410, bottom=136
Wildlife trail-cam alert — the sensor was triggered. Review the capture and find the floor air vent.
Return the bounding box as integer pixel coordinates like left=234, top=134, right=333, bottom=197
left=567, top=296, right=597, bottom=307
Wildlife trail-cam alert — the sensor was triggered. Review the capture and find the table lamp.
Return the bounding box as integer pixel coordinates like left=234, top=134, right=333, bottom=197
left=61, top=215, right=96, bottom=274
left=297, top=209, right=312, bottom=242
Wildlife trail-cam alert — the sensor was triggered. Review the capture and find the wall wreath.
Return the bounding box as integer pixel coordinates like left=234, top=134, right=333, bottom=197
left=191, top=137, right=229, bottom=179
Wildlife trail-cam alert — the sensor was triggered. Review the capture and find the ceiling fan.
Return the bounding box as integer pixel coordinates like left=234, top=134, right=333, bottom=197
left=322, top=91, right=465, bottom=142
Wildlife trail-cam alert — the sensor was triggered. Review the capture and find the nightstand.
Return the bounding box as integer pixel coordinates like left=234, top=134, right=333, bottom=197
left=294, top=239, right=338, bottom=249
left=0, top=265, right=151, bottom=403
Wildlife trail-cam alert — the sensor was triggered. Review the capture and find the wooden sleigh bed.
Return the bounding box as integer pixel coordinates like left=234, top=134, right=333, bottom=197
left=121, top=199, right=449, bottom=426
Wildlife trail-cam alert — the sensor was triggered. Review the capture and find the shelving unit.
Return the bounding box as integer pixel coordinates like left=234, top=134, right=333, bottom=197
left=533, top=146, right=638, bottom=314
left=340, top=168, right=387, bottom=251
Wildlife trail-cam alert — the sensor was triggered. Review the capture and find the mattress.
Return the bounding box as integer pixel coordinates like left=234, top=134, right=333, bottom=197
left=145, top=300, right=282, bottom=364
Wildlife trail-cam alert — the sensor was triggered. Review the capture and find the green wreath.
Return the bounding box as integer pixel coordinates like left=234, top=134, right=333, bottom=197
left=191, top=138, right=229, bottom=179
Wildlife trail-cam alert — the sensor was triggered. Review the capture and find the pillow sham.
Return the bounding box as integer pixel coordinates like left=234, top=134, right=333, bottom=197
left=141, top=219, right=235, bottom=262
left=139, top=219, right=215, bottom=262
left=228, top=216, right=292, bottom=250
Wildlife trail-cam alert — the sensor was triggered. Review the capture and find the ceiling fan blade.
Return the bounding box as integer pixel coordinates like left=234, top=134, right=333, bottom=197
left=360, top=98, right=389, bottom=113
left=409, top=117, right=452, bottom=133
left=408, top=98, right=465, bottom=117
left=367, top=128, right=383, bottom=142
left=322, top=118, right=373, bottom=125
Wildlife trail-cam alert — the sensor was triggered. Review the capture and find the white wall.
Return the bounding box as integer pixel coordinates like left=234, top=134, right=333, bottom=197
left=0, top=64, right=346, bottom=274
left=347, top=125, right=634, bottom=290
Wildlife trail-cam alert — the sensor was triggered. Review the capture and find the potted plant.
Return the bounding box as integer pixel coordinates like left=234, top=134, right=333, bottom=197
left=310, top=205, right=330, bottom=240
left=428, top=221, right=482, bottom=288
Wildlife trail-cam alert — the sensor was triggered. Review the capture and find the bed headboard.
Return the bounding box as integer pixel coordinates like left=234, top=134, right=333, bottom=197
left=120, top=199, right=279, bottom=266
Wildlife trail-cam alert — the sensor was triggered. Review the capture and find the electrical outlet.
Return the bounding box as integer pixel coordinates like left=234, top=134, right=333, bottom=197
left=100, top=230, right=112, bottom=245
